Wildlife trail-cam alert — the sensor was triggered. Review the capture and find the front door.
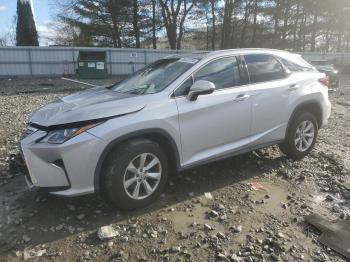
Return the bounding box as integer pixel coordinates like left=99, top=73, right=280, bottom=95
left=174, top=56, right=252, bottom=167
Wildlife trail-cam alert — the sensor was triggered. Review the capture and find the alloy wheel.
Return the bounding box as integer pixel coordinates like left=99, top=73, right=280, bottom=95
left=123, top=153, right=162, bottom=200
left=294, top=120, right=315, bottom=152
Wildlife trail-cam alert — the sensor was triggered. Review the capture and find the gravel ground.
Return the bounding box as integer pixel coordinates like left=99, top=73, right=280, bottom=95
left=0, top=77, right=122, bottom=95
left=0, top=76, right=349, bottom=261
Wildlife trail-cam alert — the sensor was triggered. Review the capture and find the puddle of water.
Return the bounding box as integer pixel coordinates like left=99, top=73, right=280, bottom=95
left=167, top=203, right=226, bottom=234
left=248, top=181, right=290, bottom=216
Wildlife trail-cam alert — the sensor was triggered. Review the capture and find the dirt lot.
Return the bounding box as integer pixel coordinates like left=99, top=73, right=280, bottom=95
left=0, top=76, right=349, bottom=261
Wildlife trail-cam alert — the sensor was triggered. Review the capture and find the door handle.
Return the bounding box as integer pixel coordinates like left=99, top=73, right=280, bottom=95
left=288, top=84, right=299, bottom=91
left=234, top=94, right=250, bottom=102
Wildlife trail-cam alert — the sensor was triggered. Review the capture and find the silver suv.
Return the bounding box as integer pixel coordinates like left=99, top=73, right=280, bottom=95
left=19, top=49, right=331, bottom=210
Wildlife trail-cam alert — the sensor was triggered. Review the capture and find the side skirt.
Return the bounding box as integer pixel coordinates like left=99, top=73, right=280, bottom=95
left=178, top=139, right=284, bottom=172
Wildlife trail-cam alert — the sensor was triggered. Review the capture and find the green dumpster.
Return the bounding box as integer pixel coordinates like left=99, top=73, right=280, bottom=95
left=76, top=51, right=108, bottom=79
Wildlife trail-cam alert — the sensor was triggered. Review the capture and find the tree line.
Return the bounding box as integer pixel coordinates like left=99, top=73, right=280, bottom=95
left=51, top=0, right=350, bottom=52
left=219, top=0, right=350, bottom=52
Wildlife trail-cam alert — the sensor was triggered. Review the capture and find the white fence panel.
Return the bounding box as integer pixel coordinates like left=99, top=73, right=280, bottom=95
left=1, top=46, right=349, bottom=77
left=0, top=47, right=192, bottom=77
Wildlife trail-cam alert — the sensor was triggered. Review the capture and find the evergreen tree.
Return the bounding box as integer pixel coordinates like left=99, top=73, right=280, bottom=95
left=16, top=0, right=39, bottom=46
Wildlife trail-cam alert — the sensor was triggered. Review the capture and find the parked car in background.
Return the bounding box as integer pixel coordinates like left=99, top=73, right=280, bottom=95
left=17, top=49, right=331, bottom=210
left=310, top=60, right=340, bottom=88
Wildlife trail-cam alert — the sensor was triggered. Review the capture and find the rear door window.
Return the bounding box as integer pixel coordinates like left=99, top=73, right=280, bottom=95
left=244, top=54, right=286, bottom=84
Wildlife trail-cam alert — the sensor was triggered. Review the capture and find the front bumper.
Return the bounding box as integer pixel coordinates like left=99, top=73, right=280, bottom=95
left=19, top=128, right=108, bottom=196
left=9, top=153, right=32, bottom=186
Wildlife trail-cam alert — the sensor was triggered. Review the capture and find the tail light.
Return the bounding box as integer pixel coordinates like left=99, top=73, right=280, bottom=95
left=319, top=76, right=330, bottom=88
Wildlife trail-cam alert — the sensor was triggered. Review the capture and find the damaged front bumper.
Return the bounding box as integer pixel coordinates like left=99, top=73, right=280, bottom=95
left=16, top=125, right=107, bottom=196
left=15, top=129, right=72, bottom=192
left=10, top=152, right=70, bottom=192
left=9, top=153, right=32, bottom=187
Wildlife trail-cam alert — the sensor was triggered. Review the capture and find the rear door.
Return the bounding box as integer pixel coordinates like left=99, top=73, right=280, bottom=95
left=244, top=54, right=296, bottom=147
left=174, top=56, right=252, bottom=167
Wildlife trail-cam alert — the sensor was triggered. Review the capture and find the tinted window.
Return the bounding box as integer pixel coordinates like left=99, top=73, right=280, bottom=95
left=194, top=57, right=241, bottom=90
left=174, top=57, right=241, bottom=97
left=174, top=77, right=193, bottom=97
left=280, top=58, right=313, bottom=72
left=245, top=54, right=286, bottom=83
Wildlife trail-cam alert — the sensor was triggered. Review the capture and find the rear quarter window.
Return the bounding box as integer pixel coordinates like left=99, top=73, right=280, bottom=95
left=279, top=58, right=315, bottom=72
left=244, top=54, right=286, bottom=84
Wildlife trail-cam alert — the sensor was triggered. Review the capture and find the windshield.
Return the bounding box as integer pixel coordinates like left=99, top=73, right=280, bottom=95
left=111, top=58, right=198, bottom=95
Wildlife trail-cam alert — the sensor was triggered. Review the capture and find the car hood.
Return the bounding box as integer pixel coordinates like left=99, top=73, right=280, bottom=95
left=30, top=86, right=146, bottom=127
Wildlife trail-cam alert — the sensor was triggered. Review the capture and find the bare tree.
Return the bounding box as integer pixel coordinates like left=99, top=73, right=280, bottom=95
left=221, top=0, right=235, bottom=49
left=210, top=0, right=216, bottom=50
left=151, top=0, right=157, bottom=49
left=51, top=0, right=350, bottom=52
left=133, top=0, right=141, bottom=48
left=0, top=37, right=7, bottom=46
left=159, top=0, right=196, bottom=49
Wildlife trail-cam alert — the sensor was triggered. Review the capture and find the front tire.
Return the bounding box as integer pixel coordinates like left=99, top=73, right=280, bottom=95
left=279, top=112, right=318, bottom=159
left=102, top=138, right=168, bottom=210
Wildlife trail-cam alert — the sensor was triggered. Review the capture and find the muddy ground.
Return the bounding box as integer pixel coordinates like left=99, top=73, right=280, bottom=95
left=0, top=76, right=349, bottom=261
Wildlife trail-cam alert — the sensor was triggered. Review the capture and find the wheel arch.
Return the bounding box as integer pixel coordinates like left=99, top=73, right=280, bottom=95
left=93, top=128, right=181, bottom=193
left=286, top=100, right=323, bottom=137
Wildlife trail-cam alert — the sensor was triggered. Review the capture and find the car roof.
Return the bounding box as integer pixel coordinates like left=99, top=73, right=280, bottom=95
left=207, top=48, right=291, bottom=57
left=165, top=51, right=210, bottom=60
left=165, top=48, right=316, bottom=69
left=167, top=48, right=295, bottom=60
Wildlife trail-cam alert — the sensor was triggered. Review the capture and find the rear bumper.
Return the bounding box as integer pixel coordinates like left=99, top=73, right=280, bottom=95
left=328, top=74, right=339, bottom=87
left=321, top=99, right=332, bottom=128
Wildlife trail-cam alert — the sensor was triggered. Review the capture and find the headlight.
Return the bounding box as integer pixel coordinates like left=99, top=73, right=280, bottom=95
left=21, top=125, right=38, bottom=139
left=40, top=122, right=102, bottom=144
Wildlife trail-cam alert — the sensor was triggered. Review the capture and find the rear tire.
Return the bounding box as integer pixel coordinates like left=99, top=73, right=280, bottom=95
left=279, top=112, right=318, bottom=159
left=102, top=138, right=168, bottom=210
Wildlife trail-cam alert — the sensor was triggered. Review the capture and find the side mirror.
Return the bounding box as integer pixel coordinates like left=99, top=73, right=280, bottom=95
left=187, top=80, right=215, bottom=101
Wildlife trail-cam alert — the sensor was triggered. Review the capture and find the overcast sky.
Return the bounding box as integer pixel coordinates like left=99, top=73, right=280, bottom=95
left=0, top=0, right=55, bottom=45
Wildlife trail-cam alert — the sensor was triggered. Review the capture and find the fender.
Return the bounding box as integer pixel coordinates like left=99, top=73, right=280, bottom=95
left=93, top=128, right=181, bottom=192
left=285, top=99, right=323, bottom=138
